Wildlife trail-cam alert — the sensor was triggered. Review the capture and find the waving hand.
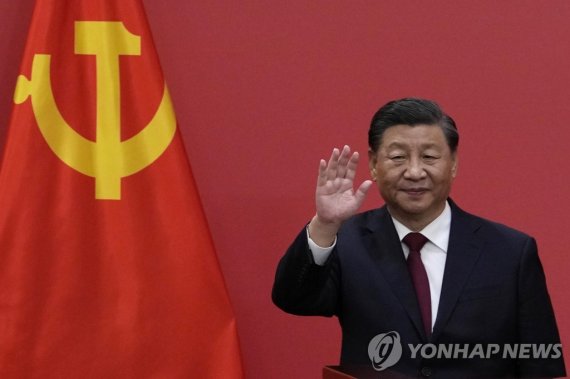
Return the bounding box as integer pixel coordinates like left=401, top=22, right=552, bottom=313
left=308, top=145, right=373, bottom=246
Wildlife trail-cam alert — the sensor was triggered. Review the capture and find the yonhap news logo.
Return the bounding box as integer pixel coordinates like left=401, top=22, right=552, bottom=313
left=367, top=331, right=563, bottom=372
left=368, top=331, right=403, bottom=371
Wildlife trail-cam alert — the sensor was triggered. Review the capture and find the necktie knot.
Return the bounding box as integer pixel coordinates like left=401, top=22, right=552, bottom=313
left=403, top=232, right=428, bottom=252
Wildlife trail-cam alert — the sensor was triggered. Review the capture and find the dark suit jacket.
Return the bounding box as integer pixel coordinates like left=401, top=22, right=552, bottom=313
left=272, top=200, right=566, bottom=378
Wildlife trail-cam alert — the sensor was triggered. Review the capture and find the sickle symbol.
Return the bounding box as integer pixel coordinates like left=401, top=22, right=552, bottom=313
left=13, top=21, right=177, bottom=200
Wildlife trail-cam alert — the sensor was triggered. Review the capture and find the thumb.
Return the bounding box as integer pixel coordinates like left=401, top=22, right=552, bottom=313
left=354, top=180, right=373, bottom=205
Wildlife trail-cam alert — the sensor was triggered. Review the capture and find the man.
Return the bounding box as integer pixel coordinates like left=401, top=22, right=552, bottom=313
left=272, top=98, right=566, bottom=378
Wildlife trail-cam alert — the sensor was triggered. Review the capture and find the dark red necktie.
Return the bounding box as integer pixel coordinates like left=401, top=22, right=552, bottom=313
left=403, top=232, right=431, bottom=337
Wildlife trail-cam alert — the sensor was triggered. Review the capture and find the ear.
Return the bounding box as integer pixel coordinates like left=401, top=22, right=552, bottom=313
left=451, top=152, right=458, bottom=178
left=368, top=149, right=377, bottom=181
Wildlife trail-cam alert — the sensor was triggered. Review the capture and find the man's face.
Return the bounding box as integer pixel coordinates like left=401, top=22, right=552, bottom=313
left=369, top=124, right=458, bottom=229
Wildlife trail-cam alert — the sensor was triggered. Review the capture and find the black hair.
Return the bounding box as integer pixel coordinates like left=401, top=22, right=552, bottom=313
left=368, top=98, right=459, bottom=153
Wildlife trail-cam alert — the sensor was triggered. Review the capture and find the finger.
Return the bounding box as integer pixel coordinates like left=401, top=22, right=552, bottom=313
left=345, top=151, right=360, bottom=182
left=336, top=145, right=351, bottom=178
left=354, top=180, right=373, bottom=205
left=325, top=148, right=340, bottom=181
left=316, top=159, right=328, bottom=187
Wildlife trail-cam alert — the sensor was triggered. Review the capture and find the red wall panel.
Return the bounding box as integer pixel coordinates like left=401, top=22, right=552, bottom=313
left=0, top=1, right=568, bottom=378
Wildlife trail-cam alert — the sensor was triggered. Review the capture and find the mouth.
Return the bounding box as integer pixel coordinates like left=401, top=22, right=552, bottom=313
left=401, top=188, right=429, bottom=197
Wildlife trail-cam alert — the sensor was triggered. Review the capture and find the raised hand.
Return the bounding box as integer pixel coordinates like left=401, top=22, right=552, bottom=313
left=308, top=145, right=373, bottom=246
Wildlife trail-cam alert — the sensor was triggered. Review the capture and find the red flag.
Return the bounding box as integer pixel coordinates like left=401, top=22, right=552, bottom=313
left=0, top=0, right=244, bottom=377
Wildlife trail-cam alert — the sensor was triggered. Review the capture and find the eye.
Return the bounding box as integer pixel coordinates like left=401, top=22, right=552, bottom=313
left=390, top=155, right=405, bottom=162
left=423, top=154, right=439, bottom=161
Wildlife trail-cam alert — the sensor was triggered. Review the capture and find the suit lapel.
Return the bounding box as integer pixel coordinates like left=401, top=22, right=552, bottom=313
left=431, top=202, right=483, bottom=341
left=362, top=208, right=428, bottom=341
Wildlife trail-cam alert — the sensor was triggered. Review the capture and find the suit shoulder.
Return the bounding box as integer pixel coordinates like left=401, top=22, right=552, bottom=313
left=339, top=207, right=386, bottom=232
left=459, top=209, right=534, bottom=245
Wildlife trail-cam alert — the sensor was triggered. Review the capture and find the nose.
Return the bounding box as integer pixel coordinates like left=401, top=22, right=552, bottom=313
left=403, top=157, right=426, bottom=180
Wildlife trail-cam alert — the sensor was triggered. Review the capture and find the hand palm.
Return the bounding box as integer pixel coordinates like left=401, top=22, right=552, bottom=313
left=316, top=177, right=363, bottom=221
left=315, top=146, right=373, bottom=225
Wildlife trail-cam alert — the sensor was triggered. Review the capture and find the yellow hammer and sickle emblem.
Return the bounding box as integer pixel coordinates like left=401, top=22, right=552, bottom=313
left=14, top=21, right=176, bottom=200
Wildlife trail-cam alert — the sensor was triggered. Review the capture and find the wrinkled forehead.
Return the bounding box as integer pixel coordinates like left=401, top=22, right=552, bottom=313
left=379, top=124, right=449, bottom=148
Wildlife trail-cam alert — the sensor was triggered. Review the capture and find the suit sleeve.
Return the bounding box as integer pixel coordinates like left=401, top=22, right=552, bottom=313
left=271, top=227, right=340, bottom=317
left=516, top=237, right=566, bottom=377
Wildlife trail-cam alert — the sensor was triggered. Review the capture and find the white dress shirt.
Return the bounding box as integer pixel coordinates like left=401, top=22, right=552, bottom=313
left=308, top=201, right=451, bottom=330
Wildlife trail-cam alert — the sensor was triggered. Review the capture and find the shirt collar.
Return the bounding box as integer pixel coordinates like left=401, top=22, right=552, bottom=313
left=391, top=201, right=452, bottom=253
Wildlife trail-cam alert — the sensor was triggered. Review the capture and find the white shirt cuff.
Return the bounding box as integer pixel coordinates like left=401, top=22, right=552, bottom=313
left=306, top=227, right=336, bottom=266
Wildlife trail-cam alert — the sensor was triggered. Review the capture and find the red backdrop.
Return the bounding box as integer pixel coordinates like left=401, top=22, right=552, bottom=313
left=0, top=1, right=568, bottom=378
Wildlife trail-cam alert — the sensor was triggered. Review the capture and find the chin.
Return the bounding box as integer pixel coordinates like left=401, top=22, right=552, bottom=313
left=398, top=198, right=431, bottom=211
left=401, top=206, right=429, bottom=216
left=388, top=202, right=427, bottom=217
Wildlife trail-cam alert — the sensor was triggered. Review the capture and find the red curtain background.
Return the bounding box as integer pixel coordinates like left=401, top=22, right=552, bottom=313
left=0, top=1, right=568, bottom=378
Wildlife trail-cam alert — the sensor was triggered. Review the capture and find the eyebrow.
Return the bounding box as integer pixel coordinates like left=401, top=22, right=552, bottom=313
left=385, top=142, right=441, bottom=149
